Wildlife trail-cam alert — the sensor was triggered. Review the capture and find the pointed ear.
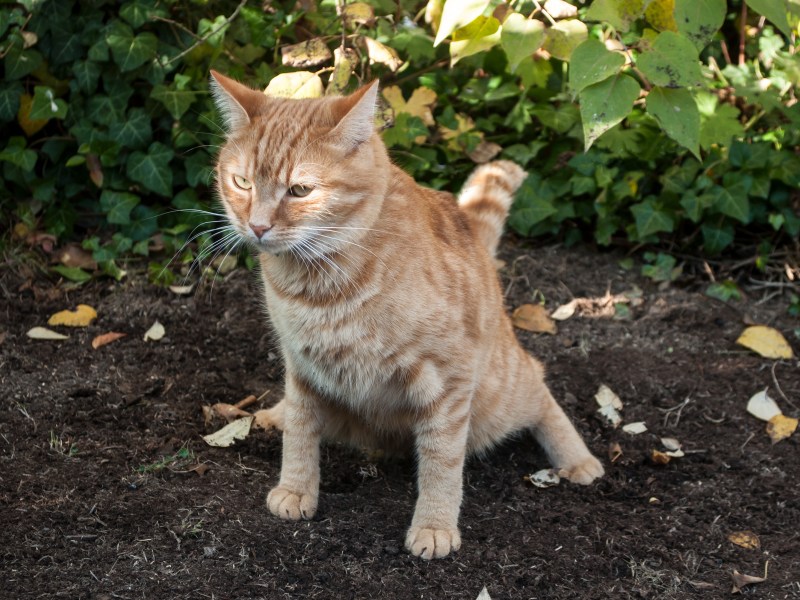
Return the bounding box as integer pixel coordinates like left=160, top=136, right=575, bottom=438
left=328, top=81, right=379, bottom=151
left=210, top=70, right=267, bottom=130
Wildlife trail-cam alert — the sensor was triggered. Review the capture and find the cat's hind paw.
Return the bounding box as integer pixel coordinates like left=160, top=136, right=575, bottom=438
left=405, top=526, right=461, bottom=560
left=267, top=485, right=317, bottom=520
left=563, top=455, right=604, bottom=485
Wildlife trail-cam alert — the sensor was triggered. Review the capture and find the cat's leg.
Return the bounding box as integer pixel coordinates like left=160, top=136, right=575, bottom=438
left=405, top=391, right=471, bottom=560
left=253, top=399, right=285, bottom=431
left=266, top=374, right=322, bottom=520
left=524, top=358, right=604, bottom=484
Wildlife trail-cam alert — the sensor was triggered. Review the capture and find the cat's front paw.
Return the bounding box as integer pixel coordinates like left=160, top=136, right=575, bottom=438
left=405, top=526, right=461, bottom=560
left=267, top=485, right=317, bottom=520
left=563, top=455, right=604, bottom=485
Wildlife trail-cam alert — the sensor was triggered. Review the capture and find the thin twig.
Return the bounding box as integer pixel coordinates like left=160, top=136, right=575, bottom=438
left=771, top=362, right=799, bottom=413
left=738, top=1, right=747, bottom=66
left=162, top=0, right=247, bottom=67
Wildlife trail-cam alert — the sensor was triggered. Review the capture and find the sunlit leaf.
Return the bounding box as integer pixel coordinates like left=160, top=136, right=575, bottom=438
left=48, top=304, right=97, bottom=327
left=569, top=38, right=625, bottom=95
left=579, top=73, right=640, bottom=150
left=500, top=13, right=545, bottom=72
left=637, top=31, right=702, bottom=87
left=265, top=72, right=324, bottom=98
left=434, top=0, right=491, bottom=46
left=737, top=326, right=794, bottom=359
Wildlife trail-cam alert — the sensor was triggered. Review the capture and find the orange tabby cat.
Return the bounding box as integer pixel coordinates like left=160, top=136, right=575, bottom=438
left=210, top=71, right=604, bottom=560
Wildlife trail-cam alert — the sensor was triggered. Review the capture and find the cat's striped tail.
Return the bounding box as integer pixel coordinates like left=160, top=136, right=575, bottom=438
left=457, top=160, right=527, bottom=258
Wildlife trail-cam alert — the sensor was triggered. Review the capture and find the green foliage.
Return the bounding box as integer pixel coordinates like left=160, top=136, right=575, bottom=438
left=1, top=0, right=799, bottom=283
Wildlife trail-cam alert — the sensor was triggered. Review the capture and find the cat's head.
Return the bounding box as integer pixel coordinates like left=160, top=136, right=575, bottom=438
left=210, top=70, right=387, bottom=256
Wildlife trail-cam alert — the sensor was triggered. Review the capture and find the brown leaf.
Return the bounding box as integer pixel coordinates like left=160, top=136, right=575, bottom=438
left=281, top=39, right=332, bottom=68
left=339, top=1, right=375, bottom=28
left=731, top=568, right=766, bottom=594
left=188, top=463, right=210, bottom=476
left=86, top=153, right=103, bottom=188
left=511, top=304, right=557, bottom=334
left=728, top=530, right=760, bottom=550
left=56, top=244, right=97, bottom=270
left=468, top=140, right=502, bottom=164
left=608, top=442, right=622, bottom=463
left=91, top=332, right=127, bottom=349
left=363, top=36, right=403, bottom=71
left=211, top=402, right=252, bottom=422
left=650, top=449, right=671, bottom=465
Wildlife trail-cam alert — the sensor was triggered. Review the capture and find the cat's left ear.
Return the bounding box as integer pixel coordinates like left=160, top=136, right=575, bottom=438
left=210, top=70, right=267, bottom=130
left=329, top=81, right=379, bottom=152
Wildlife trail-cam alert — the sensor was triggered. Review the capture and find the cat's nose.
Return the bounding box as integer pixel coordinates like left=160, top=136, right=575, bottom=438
left=249, top=223, right=272, bottom=239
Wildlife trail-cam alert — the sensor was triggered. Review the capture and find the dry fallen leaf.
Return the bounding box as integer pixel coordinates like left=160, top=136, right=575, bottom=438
left=543, top=0, right=578, bottom=19
left=622, top=421, right=648, bottom=435
left=476, top=586, right=492, bottom=600
left=512, top=304, right=557, bottom=334
left=281, top=38, right=332, bottom=68
left=188, top=463, right=210, bottom=476
left=608, top=442, right=623, bottom=463
left=650, top=449, right=671, bottom=465
left=597, top=404, right=622, bottom=428
left=728, top=530, right=761, bottom=550
left=210, top=402, right=252, bottom=422
left=168, top=284, right=194, bottom=295
left=91, top=332, right=127, bottom=349
left=363, top=36, right=403, bottom=71
left=48, top=304, right=97, bottom=327
left=468, top=140, right=502, bottom=164
left=746, top=389, right=782, bottom=422
left=766, top=414, right=798, bottom=444
left=736, top=325, right=794, bottom=359
left=731, top=565, right=767, bottom=594
left=550, top=299, right=577, bottom=321
left=202, top=416, right=254, bottom=448
left=57, top=245, right=97, bottom=270
left=27, top=326, right=69, bottom=341
left=660, top=437, right=681, bottom=452
left=526, top=468, right=561, bottom=488
left=595, top=384, right=623, bottom=410
left=143, top=321, right=165, bottom=342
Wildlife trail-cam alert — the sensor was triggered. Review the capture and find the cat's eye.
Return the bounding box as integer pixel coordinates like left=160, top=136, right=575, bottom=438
left=288, top=184, right=313, bottom=198
left=233, top=174, right=252, bottom=190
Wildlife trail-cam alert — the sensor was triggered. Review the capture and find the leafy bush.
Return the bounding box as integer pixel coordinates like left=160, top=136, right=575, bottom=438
left=1, top=0, right=799, bottom=282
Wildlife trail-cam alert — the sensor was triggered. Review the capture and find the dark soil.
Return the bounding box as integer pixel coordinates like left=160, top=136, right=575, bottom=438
left=2, top=242, right=799, bottom=600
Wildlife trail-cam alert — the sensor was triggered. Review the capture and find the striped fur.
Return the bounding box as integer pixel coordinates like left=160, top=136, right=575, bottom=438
left=210, top=71, right=604, bottom=560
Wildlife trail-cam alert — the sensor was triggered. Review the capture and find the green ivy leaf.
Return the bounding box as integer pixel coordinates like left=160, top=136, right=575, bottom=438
left=450, top=16, right=501, bottom=66
left=120, top=0, right=166, bottom=28
left=532, top=104, right=579, bottom=133
left=631, top=198, right=675, bottom=238
left=675, top=0, right=726, bottom=50
left=73, top=60, right=102, bottom=94
left=0, top=137, right=37, bottom=171
left=706, top=280, right=742, bottom=302
left=645, top=87, right=700, bottom=158
left=709, top=183, right=750, bottom=223
left=29, top=86, right=69, bottom=121
left=127, top=142, right=174, bottom=196
left=699, top=103, right=744, bottom=150
left=637, top=31, right=703, bottom=87
left=3, top=43, right=44, bottom=80
left=579, top=73, right=641, bottom=150
left=585, top=0, right=645, bottom=32
left=0, top=81, right=23, bottom=122
left=500, top=12, right=545, bottom=73
left=106, top=21, right=157, bottom=72
left=151, top=84, right=198, bottom=120
left=51, top=265, right=93, bottom=283
left=100, top=190, right=140, bottom=225
left=542, top=19, right=588, bottom=61
left=569, top=39, right=625, bottom=95
left=680, top=191, right=713, bottom=222
left=701, top=222, right=734, bottom=254
left=109, top=108, right=152, bottom=149
left=184, top=151, right=214, bottom=187
left=508, top=174, right=558, bottom=234
left=745, top=0, right=792, bottom=38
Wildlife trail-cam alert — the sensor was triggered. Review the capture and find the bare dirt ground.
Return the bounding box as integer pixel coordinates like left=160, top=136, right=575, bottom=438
left=1, top=240, right=799, bottom=600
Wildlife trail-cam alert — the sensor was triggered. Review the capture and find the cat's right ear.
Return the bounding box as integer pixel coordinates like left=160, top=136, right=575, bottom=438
left=209, top=70, right=266, bottom=130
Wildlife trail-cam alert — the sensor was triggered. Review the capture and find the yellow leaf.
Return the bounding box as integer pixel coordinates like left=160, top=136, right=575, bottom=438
left=439, top=112, right=480, bottom=151
left=728, top=530, right=761, bottom=550
left=264, top=72, right=324, bottom=99
left=650, top=449, right=671, bottom=465
left=327, top=47, right=357, bottom=96
left=339, top=2, right=375, bottom=28
left=382, top=85, right=437, bottom=126
left=280, top=38, right=332, bottom=68
left=363, top=36, right=403, bottom=71
left=736, top=325, right=794, bottom=359
left=645, top=0, right=677, bottom=32
left=766, top=414, right=798, bottom=444
left=434, top=0, right=491, bottom=46
left=17, top=93, right=48, bottom=137
left=48, top=304, right=97, bottom=327
left=542, top=19, right=588, bottom=61
left=511, top=304, right=557, bottom=334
